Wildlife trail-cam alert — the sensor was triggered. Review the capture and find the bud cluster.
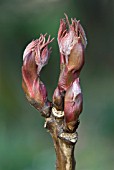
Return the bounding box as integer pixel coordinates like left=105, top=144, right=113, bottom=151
left=53, top=14, right=87, bottom=132
left=22, top=14, right=87, bottom=132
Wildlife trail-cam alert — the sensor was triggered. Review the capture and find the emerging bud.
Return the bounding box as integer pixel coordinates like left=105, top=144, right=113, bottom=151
left=64, top=78, right=83, bottom=132
left=22, top=34, right=54, bottom=117
left=53, top=87, right=64, bottom=111
left=57, top=14, right=87, bottom=92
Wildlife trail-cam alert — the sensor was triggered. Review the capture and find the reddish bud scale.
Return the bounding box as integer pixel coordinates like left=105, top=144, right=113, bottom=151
left=68, top=38, right=84, bottom=72
left=58, top=66, right=78, bottom=92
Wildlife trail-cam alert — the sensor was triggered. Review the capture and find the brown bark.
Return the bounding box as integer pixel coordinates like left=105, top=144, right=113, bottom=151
left=44, top=107, right=78, bottom=170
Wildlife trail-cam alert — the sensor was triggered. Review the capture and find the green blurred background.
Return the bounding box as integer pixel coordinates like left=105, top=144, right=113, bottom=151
left=0, top=0, right=114, bottom=170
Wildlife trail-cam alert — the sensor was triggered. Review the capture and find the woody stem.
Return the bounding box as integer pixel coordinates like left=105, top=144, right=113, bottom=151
left=44, top=108, right=77, bottom=170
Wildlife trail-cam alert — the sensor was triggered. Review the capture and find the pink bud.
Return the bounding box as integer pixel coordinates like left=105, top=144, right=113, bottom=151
left=57, top=14, right=87, bottom=92
left=64, top=78, right=83, bottom=132
left=22, top=34, right=53, bottom=117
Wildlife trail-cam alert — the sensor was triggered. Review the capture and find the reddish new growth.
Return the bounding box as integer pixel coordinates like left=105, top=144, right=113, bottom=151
left=53, top=14, right=87, bottom=131
left=22, top=34, right=54, bottom=117
left=22, top=14, right=87, bottom=132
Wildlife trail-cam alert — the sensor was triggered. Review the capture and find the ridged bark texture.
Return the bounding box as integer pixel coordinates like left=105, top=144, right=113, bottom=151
left=44, top=107, right=78, bottom=170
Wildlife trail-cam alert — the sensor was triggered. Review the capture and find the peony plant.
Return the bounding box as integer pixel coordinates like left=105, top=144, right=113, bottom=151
left=22, top=14, right=87, bottom=170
